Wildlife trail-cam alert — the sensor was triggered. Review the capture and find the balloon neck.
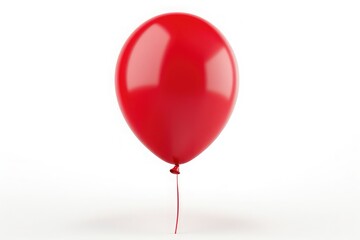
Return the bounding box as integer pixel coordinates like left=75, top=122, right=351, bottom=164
left=170, top=164, right=180, bottom=174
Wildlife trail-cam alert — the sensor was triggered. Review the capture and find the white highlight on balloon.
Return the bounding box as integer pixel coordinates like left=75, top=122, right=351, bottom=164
left=127, top=24, right=170, bottom=91
left=205, top=48, right=234, bottom=99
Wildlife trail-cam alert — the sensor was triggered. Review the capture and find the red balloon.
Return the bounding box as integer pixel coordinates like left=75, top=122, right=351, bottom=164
left=115, top=13, right=238, bottom=165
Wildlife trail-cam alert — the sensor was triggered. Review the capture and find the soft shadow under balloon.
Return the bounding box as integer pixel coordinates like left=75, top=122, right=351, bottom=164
left=181, top=211, right=260, bottom=235
left=77, top=208, right=260, bottom=235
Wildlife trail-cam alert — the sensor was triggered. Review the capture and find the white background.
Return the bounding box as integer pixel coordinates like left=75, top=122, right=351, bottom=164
left=1, top=1, right=359, bottom=239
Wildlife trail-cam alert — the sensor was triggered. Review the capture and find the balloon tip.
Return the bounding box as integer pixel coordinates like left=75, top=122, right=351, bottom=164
left=170, top=164, right=180, bottom=174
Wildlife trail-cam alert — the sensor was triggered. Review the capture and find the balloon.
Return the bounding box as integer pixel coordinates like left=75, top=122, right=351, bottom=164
left=115, top=13, right=238, bottom=166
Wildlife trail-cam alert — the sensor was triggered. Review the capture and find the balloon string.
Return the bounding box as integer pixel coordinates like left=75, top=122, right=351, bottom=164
left=170, top=164, right=180, bottom=234
left=175, top=174, right=179, bottom=234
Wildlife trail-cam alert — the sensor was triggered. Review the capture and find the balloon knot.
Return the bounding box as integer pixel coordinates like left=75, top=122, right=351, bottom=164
left=170, top=164, right=180, bottom=174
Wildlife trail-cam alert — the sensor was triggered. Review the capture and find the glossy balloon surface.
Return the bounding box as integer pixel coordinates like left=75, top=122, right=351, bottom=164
left=115, top=13, right=238, bottom=165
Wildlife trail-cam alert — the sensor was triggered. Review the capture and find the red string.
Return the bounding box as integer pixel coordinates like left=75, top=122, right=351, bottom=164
left=170, top=165, right=180, bottom=234
left=175, top=174, right=179, bottom=234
